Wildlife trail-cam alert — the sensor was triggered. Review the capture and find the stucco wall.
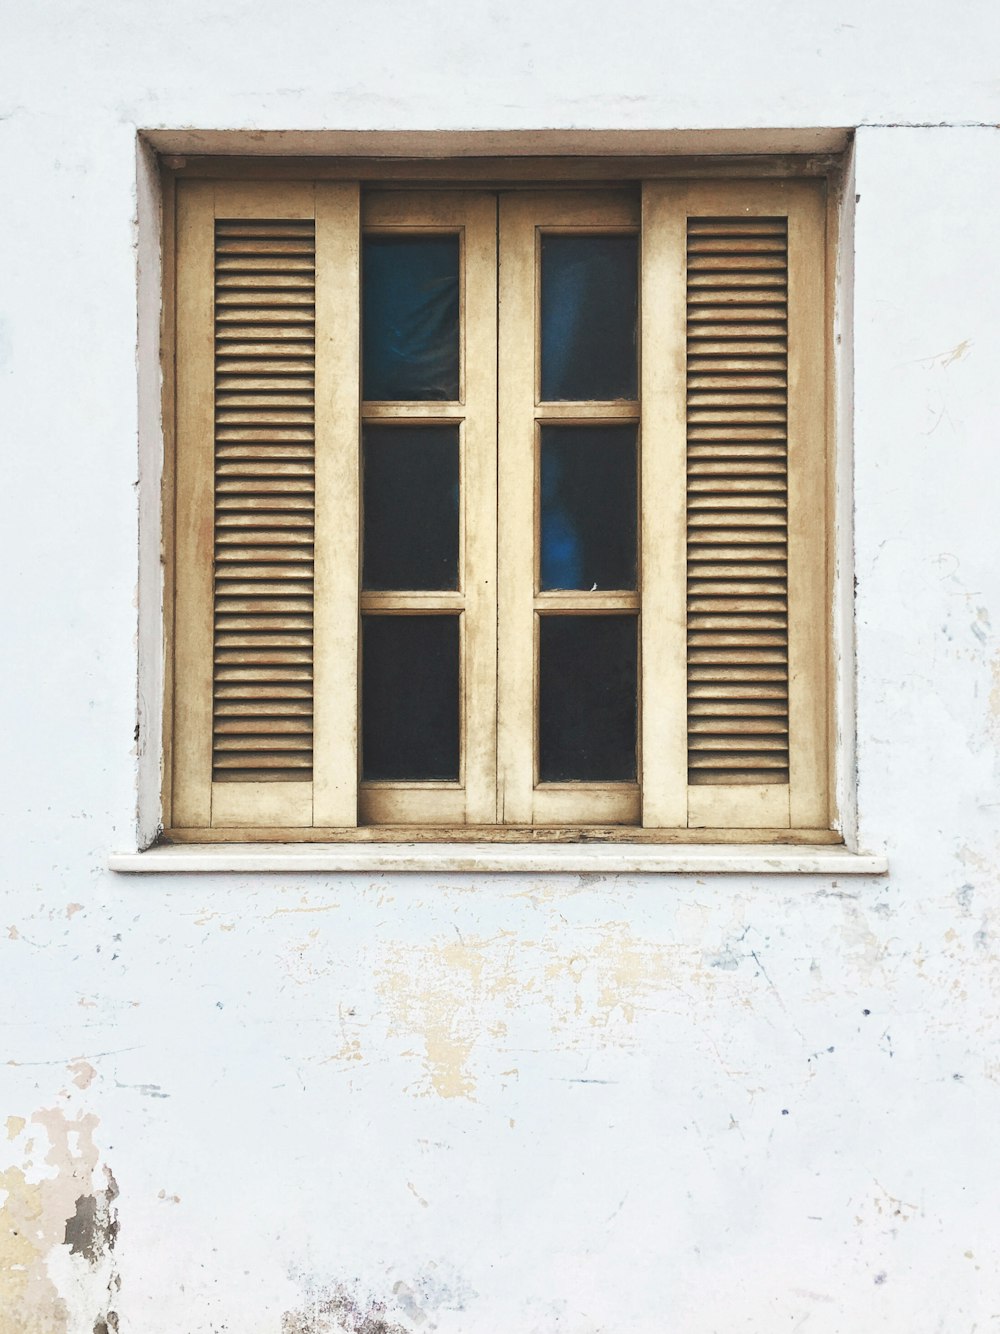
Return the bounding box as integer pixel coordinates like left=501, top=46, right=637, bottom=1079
left=3, top=3, right=1000, bottom=1330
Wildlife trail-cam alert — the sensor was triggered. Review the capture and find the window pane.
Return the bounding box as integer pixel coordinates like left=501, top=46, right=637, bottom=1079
left=362, top=615, right=460, bottom=780
left=363, top=425, right=459, bottom=590
left=538, top=615, right=637, bottom=782
left=540, top=235, right=638, bottom=401
left=539, top=424, right=637, bottom=590
left=362, top=235, right=460, bottom=400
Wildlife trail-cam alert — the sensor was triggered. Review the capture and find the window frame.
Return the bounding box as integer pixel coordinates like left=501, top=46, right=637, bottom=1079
left=149, top=146, right=849, bottom=850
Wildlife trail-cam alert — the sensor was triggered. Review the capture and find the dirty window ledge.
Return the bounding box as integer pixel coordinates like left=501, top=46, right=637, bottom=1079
left=109, top=843, right=888, bottom=875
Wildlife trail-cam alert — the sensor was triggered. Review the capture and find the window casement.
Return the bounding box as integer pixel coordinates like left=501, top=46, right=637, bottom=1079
left=165, top=168, right=833, bottom=844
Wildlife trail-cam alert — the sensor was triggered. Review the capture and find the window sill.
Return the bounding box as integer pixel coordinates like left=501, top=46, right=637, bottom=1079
left=109, top=843, right=888, bottom=875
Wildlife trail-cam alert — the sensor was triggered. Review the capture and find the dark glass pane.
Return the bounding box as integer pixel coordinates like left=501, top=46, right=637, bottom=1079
left=362, top=616, right=459, bottom=780
left=540, top=235, right=638, bottom=402
left=363, top=236, right=460, bottom=400
left=540, top=425, right=637, bottom=590
left=538, top=616, right=637, bottom=782
left=363, top=425, right=459, bottom=590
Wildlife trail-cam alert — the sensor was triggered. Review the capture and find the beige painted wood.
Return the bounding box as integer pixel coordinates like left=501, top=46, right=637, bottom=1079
left=498, top=192, right=641, bottom=825
left=534, top=592, right=639, bottom=612
left=206, top=182, right=318, bottom=830
left=212, top=782, right=313, bottom=828
left=167, top=145, right=845, bottom=182
left=688, top=783, right=789, bottom=830
left=167, top=168, right=833, bottom=845
left=360, top=786, right=466, bottom=825
left=362, top=403, right=466, bottom=420
left=214, top=181, right=317, bottom=218
left=640, top=182, right=689, bottom=827
left=457, top=196, right=499, bottom=823
left=159, top=171, right=177, bottom=829
left=358, top=192, right=498, bottom=825
left=313, top=182, right=362, bottom=826
left=360, top=591, right=465, bottom=612
left=786, top=185, right=830, bottom=828
left=532, top=786, right=639, bottom=825
left=662, top=178, right=827, bottom=832
left=497, top=197, right=539, bottom=823
left=166, top=823, right=843, bottom=845
left=172, top=180, right=216, bottom=827
left=535, top=402, right=640, bottom=420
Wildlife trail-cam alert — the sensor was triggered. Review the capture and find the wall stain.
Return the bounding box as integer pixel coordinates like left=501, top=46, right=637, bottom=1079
left=282, top=1281, right=408, bottom=1334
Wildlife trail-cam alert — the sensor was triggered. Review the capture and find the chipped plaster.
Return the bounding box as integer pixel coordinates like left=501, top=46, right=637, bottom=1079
left=0, top=1108, right=118, bottom=1332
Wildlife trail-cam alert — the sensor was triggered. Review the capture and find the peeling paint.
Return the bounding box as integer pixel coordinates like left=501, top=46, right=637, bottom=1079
left=376, top=922, right=720, bottom=1097
left=0, top=1108, right=119, bottom=1332
left=68, top=1062, right=97, bottom=1091
left=378, top=932, right=521, bottom=1099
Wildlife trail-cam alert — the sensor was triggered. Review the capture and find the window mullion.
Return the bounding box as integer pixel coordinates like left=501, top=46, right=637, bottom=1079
left=639, top=183, right=690, bottom=827
left=312, top=181, right=362, bottom=827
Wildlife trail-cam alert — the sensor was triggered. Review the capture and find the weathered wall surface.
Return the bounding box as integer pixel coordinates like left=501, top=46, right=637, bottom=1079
left=3, top=3, right=1000, bottom=1330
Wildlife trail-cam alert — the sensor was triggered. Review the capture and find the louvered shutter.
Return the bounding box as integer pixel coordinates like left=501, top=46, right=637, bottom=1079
left=641, top=180, right=829, bottom=831
left=172, top=182, right=360, bottom=831
left=212, top=216, right=317, bottom=787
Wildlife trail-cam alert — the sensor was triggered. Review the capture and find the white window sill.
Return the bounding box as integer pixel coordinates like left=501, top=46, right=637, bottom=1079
left=109, top=843, right=888, bottom=875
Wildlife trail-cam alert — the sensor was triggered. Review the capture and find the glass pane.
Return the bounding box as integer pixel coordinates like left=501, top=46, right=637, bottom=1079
left=362, top=236, right=460, bottom=400
left=540, top=235, right=638, bottom=402
left=363, top=425, right=459, bottom=591
left=362, top=615, right=460, bottom=780
left=540, top=425, right=637, bottom=590
left=538, top=616, right=637, bottom=782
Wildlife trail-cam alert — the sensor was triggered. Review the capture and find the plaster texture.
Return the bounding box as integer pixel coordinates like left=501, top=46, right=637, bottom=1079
left=3, top=2, right=1000, bottom=1331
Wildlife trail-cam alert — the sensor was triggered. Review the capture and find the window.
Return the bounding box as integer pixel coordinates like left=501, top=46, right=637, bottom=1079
left=165, top=166, right=833, bottom=842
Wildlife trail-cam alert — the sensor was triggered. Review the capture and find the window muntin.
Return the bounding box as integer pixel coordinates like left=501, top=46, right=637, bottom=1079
left=168, top=175, right=830, bottom=839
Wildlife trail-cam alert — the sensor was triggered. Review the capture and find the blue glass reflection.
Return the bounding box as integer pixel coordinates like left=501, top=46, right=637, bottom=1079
left=540, top=235, right=638, bottom=402
left=363, top=236, right=460, bottom=401
left=541, top=452, right=583, bottom=589
left=540, top=425, right=637, bottom=590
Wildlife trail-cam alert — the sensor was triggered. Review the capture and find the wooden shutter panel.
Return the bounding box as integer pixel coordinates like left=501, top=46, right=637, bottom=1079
left=641, top=180, right=829, bottom=832
left=212, top=216, right=317, bottom=786
left=685, top=215, right=790, bottom=788
left=171, top=181, right=360, bottom=831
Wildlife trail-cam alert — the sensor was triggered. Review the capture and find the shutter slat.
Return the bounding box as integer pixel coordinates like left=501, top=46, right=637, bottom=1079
left=687, top=237, right=786, bottom=253
left=212, top=218, right=316, bottom=784
left=688, top=219, right=786, bottom=235
left=687, top=217, right=790, bottom=787
left=216, top=394, right=315, bottom=407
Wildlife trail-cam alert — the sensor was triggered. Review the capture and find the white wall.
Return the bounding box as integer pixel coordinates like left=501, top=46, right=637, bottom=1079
left=3, top=4, right=1000, bottom=1331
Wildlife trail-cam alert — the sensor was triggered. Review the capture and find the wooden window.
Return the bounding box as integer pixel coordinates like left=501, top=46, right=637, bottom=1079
left=166, top=171, right=833, bottom=843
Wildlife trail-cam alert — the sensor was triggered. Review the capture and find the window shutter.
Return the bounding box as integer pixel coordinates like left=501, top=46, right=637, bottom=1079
left=169, top=171, right=831, bottom=841
left=641, top=180, right=829, bottom=832
left=211, top=215, right=317, bottom=788
left=685, top=214, right=791, bottom=791
left=171, top=182, right=360, bottom=831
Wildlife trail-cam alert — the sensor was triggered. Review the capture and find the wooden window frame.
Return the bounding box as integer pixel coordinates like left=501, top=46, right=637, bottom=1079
left=155, top=150, right=846, bottom=848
